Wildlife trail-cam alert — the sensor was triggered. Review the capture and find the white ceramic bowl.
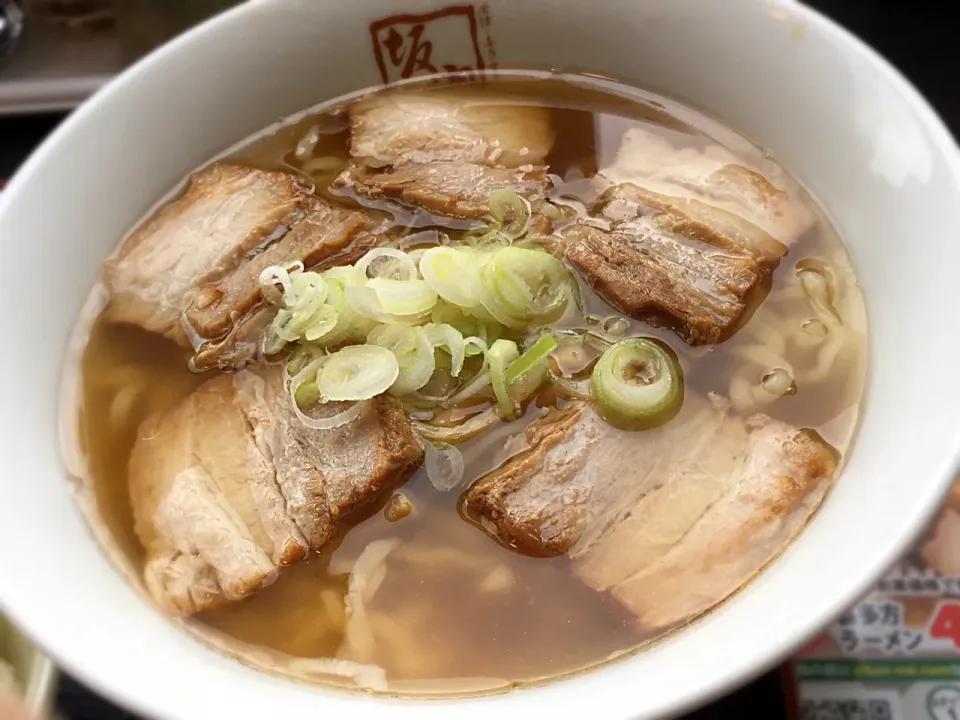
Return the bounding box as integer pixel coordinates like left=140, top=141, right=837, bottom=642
left=2, top=1, right=959, bottom=718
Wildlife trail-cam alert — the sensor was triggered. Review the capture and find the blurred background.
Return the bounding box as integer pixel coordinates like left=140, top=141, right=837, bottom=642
left=1, top=1, right=957, bottom=718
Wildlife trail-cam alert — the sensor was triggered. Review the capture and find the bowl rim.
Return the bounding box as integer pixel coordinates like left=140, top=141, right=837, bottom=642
left=2, top=1, right=960, bottom=719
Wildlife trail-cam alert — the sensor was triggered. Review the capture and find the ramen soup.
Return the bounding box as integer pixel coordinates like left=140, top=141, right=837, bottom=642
left=71, top=72, right=867, bottom=695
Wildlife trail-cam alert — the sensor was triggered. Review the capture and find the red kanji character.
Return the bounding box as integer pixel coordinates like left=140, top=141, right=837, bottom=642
left=931, top=602, right=960, bottom=648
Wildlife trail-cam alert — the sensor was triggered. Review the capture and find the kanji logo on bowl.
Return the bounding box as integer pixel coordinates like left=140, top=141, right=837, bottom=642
left=369, top=4, right=495, bottom=83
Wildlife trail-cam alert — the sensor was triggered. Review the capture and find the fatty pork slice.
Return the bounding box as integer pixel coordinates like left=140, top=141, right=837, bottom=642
left=185, top=195, right=376, bottom=344
left=599, top=127, right=815, bottom=255
left=130, top=366, right=422, bottom=616
left=335, top=88, right=554, bottom=221
left=562, top=184, right=770, bottom=345
left=347, top=88, right=554, bottom=168
left=103, top=164, right=306, bottom=342
left=563, top=215, right=763, bottom=346
left=185, top=195, right=383, bottom=371
left=564, top=161, right=803, bottom=345
left=464, top=398, right=836, bottom=630
left=189, top=228, right=383, bottom=372
left=337, top=161, right=550, bottom=221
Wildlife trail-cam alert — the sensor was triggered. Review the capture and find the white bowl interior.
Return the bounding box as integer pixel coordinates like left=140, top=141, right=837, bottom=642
left=1, top=1, right=959, bottom=719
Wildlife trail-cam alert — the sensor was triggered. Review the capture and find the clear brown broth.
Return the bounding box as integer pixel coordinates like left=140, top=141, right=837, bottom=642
left=75, top=73, right=867, bottom=694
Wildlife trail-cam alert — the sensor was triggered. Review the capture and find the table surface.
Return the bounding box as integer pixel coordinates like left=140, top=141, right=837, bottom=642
left=1, top=1, right=956, bottom=717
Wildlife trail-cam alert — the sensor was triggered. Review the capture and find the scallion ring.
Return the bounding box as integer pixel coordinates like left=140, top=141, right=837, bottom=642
left=345, top=283, right=433, bottom=324
left=315, top=345, right=400, bottom=402
left=368, top=324, right=436, bottom=395
left=488, top=189, right=530, bottom=239
left=505, top=333, right=557, bottom=385
left=488, top=339, right=521, bottom=419
left=419, top=246, right=487, bottom=309
left=355, top=247, right=419, bottom=281
left=590, top=338, right=683, bottom=430
left=479, top=247, right=574, bottom=328
left=259, top=264, right=299, bottom=307
left=423, top=440, right=466, bottom=492
left=303, top=305, right=339, bottom=342
left=423, top=323, right=466, bottom=377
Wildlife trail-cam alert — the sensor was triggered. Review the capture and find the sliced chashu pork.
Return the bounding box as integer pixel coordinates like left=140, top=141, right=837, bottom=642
left=337, top=162, right=550, bottom=221
left=563, top=128, right=817, bottom=345
left=347, top=88, right=554, bottom=168
left=102, top=161, right=384, bottom=369
left=190, top=220, right=384, bottom=373
left=186, top=195, right=384, bottom=371
left=562, top=178, right=791, bottom=344
left=594, top=180, right=789, bottom=268
left=335, top=88, right=555, bottom=222
left=599, top=126, right=815, bottom=249
left=103, top=164, right=306, bottom=341
left=186, top=195, right=377, bottom=343
left=464, top=397, right=836, bottom=630
left=563, top=215, right=762, bottom=346
left=130, top=366, right=422, bottom=616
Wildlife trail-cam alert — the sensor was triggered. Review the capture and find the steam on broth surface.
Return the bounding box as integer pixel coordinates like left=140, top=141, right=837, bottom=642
left=73, top=72, right=866, bottom=695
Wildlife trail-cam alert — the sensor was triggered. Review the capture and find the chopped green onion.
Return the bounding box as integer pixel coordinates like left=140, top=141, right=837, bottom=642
left=263, top=270, right=341, bottom=345
left=292, top=396, right=365, bottom=430
left=345, top=282, right=435, bottom=324
left=590, top=338, right=684, bottom=430
left=286, top=352, right=367, bottom=430
left=294, top=379, right=322, bottom=409
left=303, top=305, right=339, bottom=341
left=315, top=345, right=399, bottom=401
left=355, top=247, right=418, bottom=281
left=272, top=309, right=301, bottom=343
left=259, top=264, right=299, bottom=307
left=602, top=316, right=630, bottom=337
left=290, top=272, right=328, bottom=308
left=423, top=440, right=465, bottom=492
left=368, top=324, right=436, bottom=395
left=315, top=273, right=375, bottom=347
left=412, top=406, right=501, bottom=444
left=286, top=273, right=327, bottom=325
left=260, top=324, right=289, bottom=357
left=322, top=265, right=366, bottom=288
left=506, top=333, right=557, bottom=384
left=255, top=233, right=594, bottom=427
left=488, top=339, right=520, bottom=418
left=488, top=189, right=530, bottom=239
left=431, top=299, right=467, bottom=326
left=463, top=335, right=488, bottom=360
left=287, top=354, right=326, bottom=407
left=464, top=341, right=485, bottom=357
left=367, top=278, right=437, bottom=315
left=423, top=323, right=466, bottom=377
left=419, top=246, right=487, bottom=309
left=466, top=227, right=512, bottom=249
left=479, top=247, right=574, bottom=329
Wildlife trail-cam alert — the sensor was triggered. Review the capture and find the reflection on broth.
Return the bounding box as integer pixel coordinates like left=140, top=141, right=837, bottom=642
left=72, top=71, right=866, bottom=695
